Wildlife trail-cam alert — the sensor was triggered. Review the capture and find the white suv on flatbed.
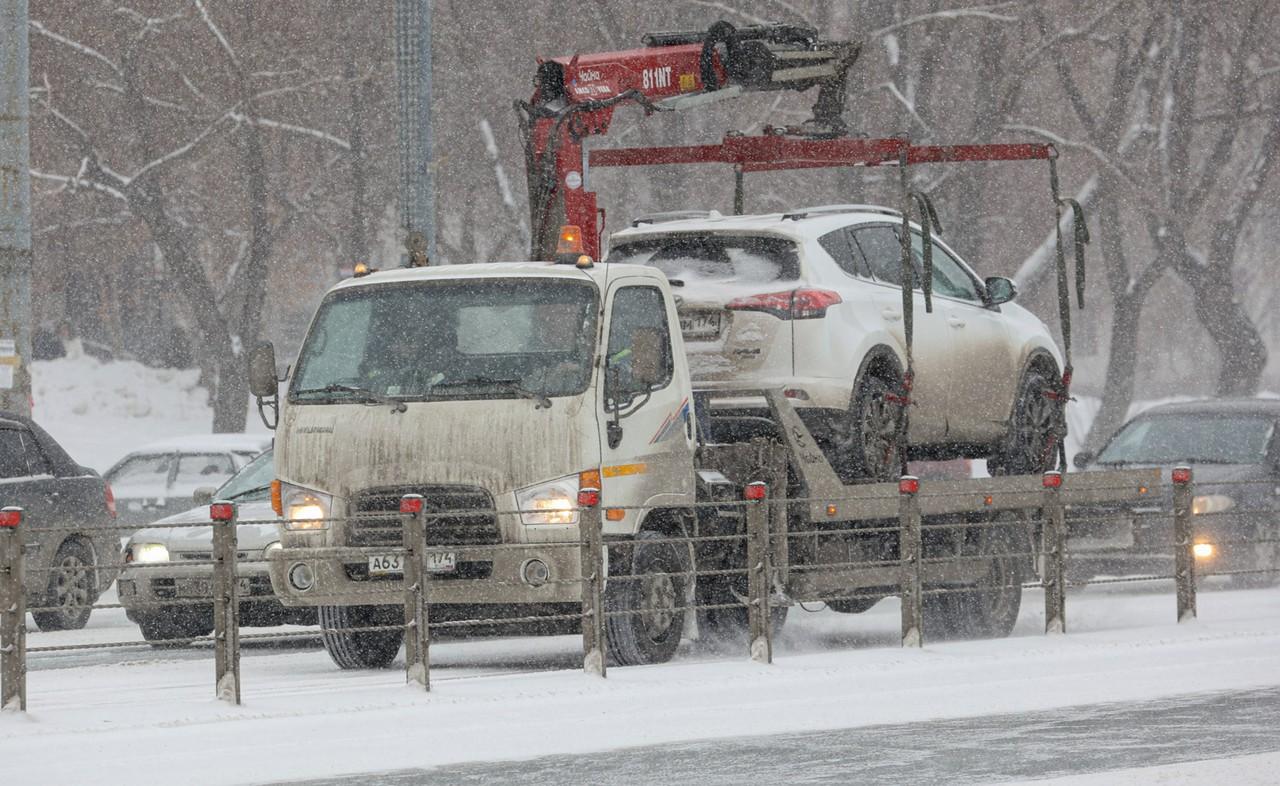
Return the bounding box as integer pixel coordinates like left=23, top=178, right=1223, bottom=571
left=607, top=205, right=1063, bottom=480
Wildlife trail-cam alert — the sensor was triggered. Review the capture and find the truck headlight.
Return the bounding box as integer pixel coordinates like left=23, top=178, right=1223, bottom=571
left=264, top=541, right=282, bottom=556
left=516, top=475, right=579, bottom=525
left=127, top=543, right=170, bottom=564
left=1191, top=494, right=1234, bottom=516
left=281, top=484, right=333, bottom=530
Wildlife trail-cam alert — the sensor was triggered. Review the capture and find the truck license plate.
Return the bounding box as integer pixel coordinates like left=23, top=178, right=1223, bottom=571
left=680, top=311, right=722, bottom=340
left=368, top=552, right=457, bottom=576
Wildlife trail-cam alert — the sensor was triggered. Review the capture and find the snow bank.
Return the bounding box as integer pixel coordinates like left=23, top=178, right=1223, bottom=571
left=31, top=354, right=267, bottom=473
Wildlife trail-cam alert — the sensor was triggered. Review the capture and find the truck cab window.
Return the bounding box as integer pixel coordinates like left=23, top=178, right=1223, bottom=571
left=607, top=286, right=674, bottom=400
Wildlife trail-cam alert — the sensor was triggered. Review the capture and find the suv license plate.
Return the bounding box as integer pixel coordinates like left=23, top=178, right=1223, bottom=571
left=680, top=311, right=722, bottom=340
left=368, top=552, right=457, bottom=576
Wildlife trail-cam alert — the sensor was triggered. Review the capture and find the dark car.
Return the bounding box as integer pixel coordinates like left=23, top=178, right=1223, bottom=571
left=1072, top=398, right=1280, bottom=586
left=0, top=413, right=119, bottom=630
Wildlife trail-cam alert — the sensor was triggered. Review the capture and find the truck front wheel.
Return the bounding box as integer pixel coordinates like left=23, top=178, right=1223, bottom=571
left=319, top=604, right=404, bottom=669
left=605, top=532, right=686, bottom=666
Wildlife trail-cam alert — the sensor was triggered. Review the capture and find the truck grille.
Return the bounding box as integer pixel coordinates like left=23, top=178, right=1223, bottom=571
left=348, top=485, right=500, bottom=547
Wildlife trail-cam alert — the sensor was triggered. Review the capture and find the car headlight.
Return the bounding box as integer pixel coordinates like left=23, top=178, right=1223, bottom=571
left=281, top=484, right=333, bottom=530
left=1191, top=494, right=1234, bottom=516
left=516, top=475, right=579, bottom=525
left=127, top=543, right=170, bottom=564
left=264, top=541, right=282, bottom=556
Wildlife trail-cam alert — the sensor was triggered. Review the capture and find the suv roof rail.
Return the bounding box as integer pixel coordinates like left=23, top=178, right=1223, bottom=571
left=631, top=209, right=723, bottom=227
left=781, top=204, right=903, bottom=221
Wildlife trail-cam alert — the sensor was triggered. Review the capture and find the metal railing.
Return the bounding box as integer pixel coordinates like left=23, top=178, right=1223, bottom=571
left=2, top=465, right=1277, bottom=712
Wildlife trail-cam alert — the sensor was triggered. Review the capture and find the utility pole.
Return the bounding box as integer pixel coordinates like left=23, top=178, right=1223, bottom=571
left=394, top=0, right=435, bottom=266
left=0, top=0, right=32, bottom=416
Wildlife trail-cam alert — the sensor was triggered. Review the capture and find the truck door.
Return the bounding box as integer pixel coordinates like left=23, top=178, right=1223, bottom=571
left=598, top=281, right=696, bottom=533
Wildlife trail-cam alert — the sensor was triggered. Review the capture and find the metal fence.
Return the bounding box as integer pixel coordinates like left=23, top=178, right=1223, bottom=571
left=2, top=466, right=1277, bottom=712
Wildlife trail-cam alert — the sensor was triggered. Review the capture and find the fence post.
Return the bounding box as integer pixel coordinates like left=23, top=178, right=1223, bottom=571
left=400, top=494, right=431, bottom=690
left=0, top=507, right=26, bottom=712
left=745, top=481, right=771, bottom=664
left=898, top=476, right=923, bottom=648
left=578, top=488, right=606, bottom=677
left=1042, top=471, right=1067, bottom=634
left=210, top=501, right=240, bottom=705
left=1172, top=466, right=1196, bottom=623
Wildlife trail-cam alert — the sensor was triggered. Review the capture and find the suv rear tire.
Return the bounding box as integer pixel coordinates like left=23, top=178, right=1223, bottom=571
left=832, top=370, right=902, bottom=483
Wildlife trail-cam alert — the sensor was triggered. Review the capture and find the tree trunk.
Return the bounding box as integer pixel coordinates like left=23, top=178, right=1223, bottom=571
left=1186, top=231, right=1268, bottom=396
left=1085, top=288, right=1146, bottom=452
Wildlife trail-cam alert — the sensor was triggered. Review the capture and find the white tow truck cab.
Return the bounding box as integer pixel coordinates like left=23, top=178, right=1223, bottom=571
left=254, top=260, right=708, bottom=666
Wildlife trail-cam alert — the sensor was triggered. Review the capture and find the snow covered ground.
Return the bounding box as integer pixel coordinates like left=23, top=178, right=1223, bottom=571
left=31, top=354, right=268, bottom=473
left=4, top=581, right=1278, bottom=785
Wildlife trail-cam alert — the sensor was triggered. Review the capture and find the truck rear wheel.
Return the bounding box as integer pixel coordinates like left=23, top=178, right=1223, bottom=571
left=605, top=532, right=686, bottom=666
left=923, top=531, right=1023, bottom=641
left=697, top=574, right=788, bottom=648
left=319, top=604, right=403, bottom=669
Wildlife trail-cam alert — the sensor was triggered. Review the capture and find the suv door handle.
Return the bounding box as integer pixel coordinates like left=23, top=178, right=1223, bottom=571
left=947, top=316, right=966, bottom=328
left=881, top=308, right=902, bottom=322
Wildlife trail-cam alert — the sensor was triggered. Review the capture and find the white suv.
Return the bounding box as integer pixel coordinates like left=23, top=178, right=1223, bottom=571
left=606, top=205, right=1063, bottom=481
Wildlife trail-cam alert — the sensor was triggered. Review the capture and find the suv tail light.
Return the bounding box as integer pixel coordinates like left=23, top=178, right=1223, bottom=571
left=725, top=288, right=842, bottom=320
left=105, top=484, right=117, bottom=518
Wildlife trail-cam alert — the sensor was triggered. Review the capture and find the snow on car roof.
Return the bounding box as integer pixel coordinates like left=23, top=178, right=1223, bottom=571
left=328, top=260, right=668, bottom=292
left=117, top=434, right=272, bottom=456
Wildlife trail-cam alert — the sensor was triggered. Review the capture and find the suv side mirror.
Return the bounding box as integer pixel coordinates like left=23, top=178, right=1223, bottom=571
left=248, top=342, right=279, bottom=398
left=985, top=277, right=1017, bottom=305
left=1072, top=450, right=1095, bottom=470
left=192, top=486, right=216, bottom=506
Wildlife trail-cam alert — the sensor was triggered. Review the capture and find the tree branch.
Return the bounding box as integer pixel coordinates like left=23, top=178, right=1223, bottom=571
left=28, top=20, right=122, bottom=76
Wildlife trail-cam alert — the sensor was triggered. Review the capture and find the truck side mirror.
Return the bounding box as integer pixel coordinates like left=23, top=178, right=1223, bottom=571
left=248, top=342, right=279, bottom=398
left=630, top=328, right=666, bottom=388
left=985, top=277, right=1017, bottom=305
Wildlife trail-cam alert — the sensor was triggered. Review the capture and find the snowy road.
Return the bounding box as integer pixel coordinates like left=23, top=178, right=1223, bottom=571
left=283, top=685, right=1280, bottom=785
left=5, top=579, right=1279, bottom=786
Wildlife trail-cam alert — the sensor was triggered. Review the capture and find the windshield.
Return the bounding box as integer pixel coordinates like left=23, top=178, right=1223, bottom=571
left=1097, top=413, right=1276, bottom=466
left=215, top=449, right=274, bottom=501
left=290, top=279, right=599, bottom=402
left=608, top=235, right=800, bottom=283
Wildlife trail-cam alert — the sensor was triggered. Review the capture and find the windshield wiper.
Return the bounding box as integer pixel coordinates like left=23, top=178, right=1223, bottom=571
left=227, top=483, right=272, bottom=501
left=433, top=377, right=552, bottom=409
left=293, top=384, right=407, bottom=413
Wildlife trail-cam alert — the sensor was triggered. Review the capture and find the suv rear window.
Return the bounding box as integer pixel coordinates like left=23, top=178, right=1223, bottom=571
left=608, top=235, right=800, bottom=283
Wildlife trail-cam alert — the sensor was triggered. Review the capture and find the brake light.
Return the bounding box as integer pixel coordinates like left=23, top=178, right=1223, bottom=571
left=725, top=288, right=842, bottom=320
left=105, top=484, right=117, bottom=518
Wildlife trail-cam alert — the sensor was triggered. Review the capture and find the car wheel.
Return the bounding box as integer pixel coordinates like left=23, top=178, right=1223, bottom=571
left=832, top=371, right=902, bottom=483
left=137, top=611, right=214, bottom=648
left=993, top=367, right=1059, bottom=476
left=31, top=540, right=97, bottom=632
left=923, top=526, right=1024, bottom=641
left=605, top=532, right=686, bottom=666
left=697, top=573, right=788, bottom=649
left=319, top=604, right=404, bottom=669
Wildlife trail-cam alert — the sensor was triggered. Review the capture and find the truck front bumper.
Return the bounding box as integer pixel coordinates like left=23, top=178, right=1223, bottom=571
left=268, top=544, right=585, bottom=607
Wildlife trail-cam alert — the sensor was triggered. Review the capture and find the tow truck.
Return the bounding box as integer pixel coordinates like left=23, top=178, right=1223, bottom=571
left=249, top=22, right=1140, bottom=669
